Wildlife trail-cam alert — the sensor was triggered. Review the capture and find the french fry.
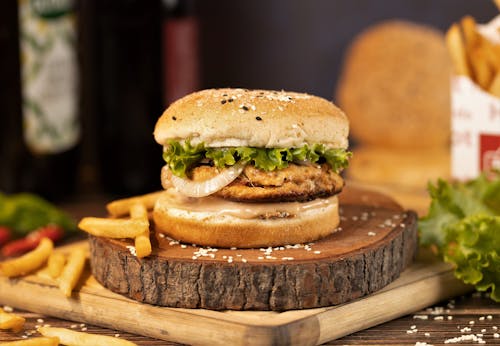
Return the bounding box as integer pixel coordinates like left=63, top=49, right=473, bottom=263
left=446, top=23, right=471, bottom=76
left=59, top=248, right=86, bottom=297
left=130, top=203, right=152, bottom=258
left=479, top=36, right=500, bottom=70
left=78, top=217, right=148, bottom=238
left=0, top=337, right=59, bottom=346
left=0, top=309, right=25, bottom=332
left=38, top=326, right=138, bottom=346
left=47, top=252, right=66, bottom=279
left=106, top=191, right=164, bottom=217
left=469, top=47, right=494, bottom=89
left=489, top=71, right=500, bottom=97
left=460, top=15, right=478, bottom=46
left=129, top=203, right=148, bottom=219
left=0, top=238, right=53, bottom=277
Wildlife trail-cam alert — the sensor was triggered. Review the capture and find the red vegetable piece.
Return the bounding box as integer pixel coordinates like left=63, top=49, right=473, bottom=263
left=1, top=224, right=64, bottom=257
left=0, top=226, right=12, bottom=247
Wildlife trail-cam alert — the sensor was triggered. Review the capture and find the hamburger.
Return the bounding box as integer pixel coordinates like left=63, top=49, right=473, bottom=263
left=153, top=88, right=351, bottom=248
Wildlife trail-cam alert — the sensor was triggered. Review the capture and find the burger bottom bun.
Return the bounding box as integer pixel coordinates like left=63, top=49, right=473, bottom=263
left=153, top=194, right=340, bottom=248
left=347, top=146, right=450, bottom=191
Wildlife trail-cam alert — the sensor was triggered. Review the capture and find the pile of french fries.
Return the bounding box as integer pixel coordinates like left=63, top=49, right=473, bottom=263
left=0, top=192, right=164, bottom=345
left=0, top=238, right=86, bottom=298
left=79, top=191, right=164, bottom=259
left=446, top=7, right=500, bottom=97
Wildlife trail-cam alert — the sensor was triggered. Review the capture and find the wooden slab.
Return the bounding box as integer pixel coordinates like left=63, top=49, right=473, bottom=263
left=89, top=186, right=418, bottom=311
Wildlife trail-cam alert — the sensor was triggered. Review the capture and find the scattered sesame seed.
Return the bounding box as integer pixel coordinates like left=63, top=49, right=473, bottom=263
left=81, top=327, right=87, bottom=331
left=256, top=116, right=262, bottom=121
left=313, top=250, right=321, bottom=254
left=3, top=306, right=13, bottom=312
left=37, top=318, right=44, bottom=323
left=230, top=247, right=237, bottom=250
left=448, top=316, right=453, bottom=320
left=411, top=325, right=417, bottom=329
left=413, top=315, right=429, bottom=320
left=43, top=324, right=51, bottom=328
left=487, top=315, right=493, bottom=320
left=444, top=334, right=485, bottom=344
left=221, top=100, right=227, bottom=104
left=282, top=257, right=294, bottom=261
left=22, top=335, right=28, bottom=339
left=425, top=332, right=431, bottom=337
left=180, top=244, right=187, bottom=249
left=434, top=316, right=444, bottom=320
left=257, top=256, right=264, bottom=260
left=368, top=231, right=376, bottom=236
left=481, top=329, right=486, bottom=333
left=469, top=320, right=475, bottom=325
left=172, top=116, right=177, bottom=121
left=493, top=326, right=498, bottom=330
left=242, top=258, right=248, bottom=263
left=80, top=324, right=85, bottom=327
left=70, top=324, right=78, bottom=329
left=115, top=334, right=121, bottom=338
left=494, top=333, right=499, bottom=338
left=415, top=342, right=432, bottom=346
left=479, top=316, right=485, bottom=321
left=126, top=245, right=137, bottom=257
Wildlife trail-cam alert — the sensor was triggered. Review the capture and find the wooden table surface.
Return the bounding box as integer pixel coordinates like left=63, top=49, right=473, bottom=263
left=1, top=195, right=499, bottom=345
left=1, top=292, right=499, bottom=345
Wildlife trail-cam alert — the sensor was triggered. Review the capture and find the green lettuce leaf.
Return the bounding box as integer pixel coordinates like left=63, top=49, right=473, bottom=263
left=0, top=192, right=77, bottom=237
left=163, top=140, right=352, bottom=177
left=419, top=173, right=500, bottom=302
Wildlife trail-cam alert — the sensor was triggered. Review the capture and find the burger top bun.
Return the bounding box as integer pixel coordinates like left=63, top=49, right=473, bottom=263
left=154, top=88, right=349, bottom=149
left=336, top=20, right=451, bottom=149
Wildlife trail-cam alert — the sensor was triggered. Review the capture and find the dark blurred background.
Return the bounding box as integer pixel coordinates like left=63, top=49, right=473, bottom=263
left=0, top=0, right=497, bottom=202
left=198, top=0, right=495, bottom=98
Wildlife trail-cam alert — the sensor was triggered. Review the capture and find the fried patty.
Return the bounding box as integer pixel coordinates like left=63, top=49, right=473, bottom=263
left=188, top=163, right=344, bottom=202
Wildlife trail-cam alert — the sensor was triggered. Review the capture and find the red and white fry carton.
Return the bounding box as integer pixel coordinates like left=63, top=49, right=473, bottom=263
left=451, top=77, right=500, bottom=180
left=451, top=18, right=500, bottom=181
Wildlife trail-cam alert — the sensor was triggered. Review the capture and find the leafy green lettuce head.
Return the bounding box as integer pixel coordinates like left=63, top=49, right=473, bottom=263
left=162, top=140, right=352, bottom=178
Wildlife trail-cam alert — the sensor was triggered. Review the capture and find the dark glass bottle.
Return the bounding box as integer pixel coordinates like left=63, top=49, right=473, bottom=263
left=0, top=0, right=81, bottom=202
left=162, top=0, right=200, bottom=105
left=88, top=0, right=165, bottom=197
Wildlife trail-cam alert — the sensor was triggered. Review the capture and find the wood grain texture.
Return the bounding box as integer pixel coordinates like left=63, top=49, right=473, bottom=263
left=89, top=186, right=418, bottom=311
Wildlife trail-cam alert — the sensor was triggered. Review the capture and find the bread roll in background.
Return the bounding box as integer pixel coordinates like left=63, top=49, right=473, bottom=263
left=348, top=146, right=450, bottom=214
left=336, top=20, right=451, bottom=149
left=336, top=20, right=452, bottom=214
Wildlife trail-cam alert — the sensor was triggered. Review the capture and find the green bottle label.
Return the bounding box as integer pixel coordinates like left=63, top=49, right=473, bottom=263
left=19, top=0, right=79, bottom=154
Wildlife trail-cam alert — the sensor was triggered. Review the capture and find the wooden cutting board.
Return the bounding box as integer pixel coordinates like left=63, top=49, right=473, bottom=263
left=0, top=187, right=473, bottom=345
left=0, top=250, right=472, bottom=345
